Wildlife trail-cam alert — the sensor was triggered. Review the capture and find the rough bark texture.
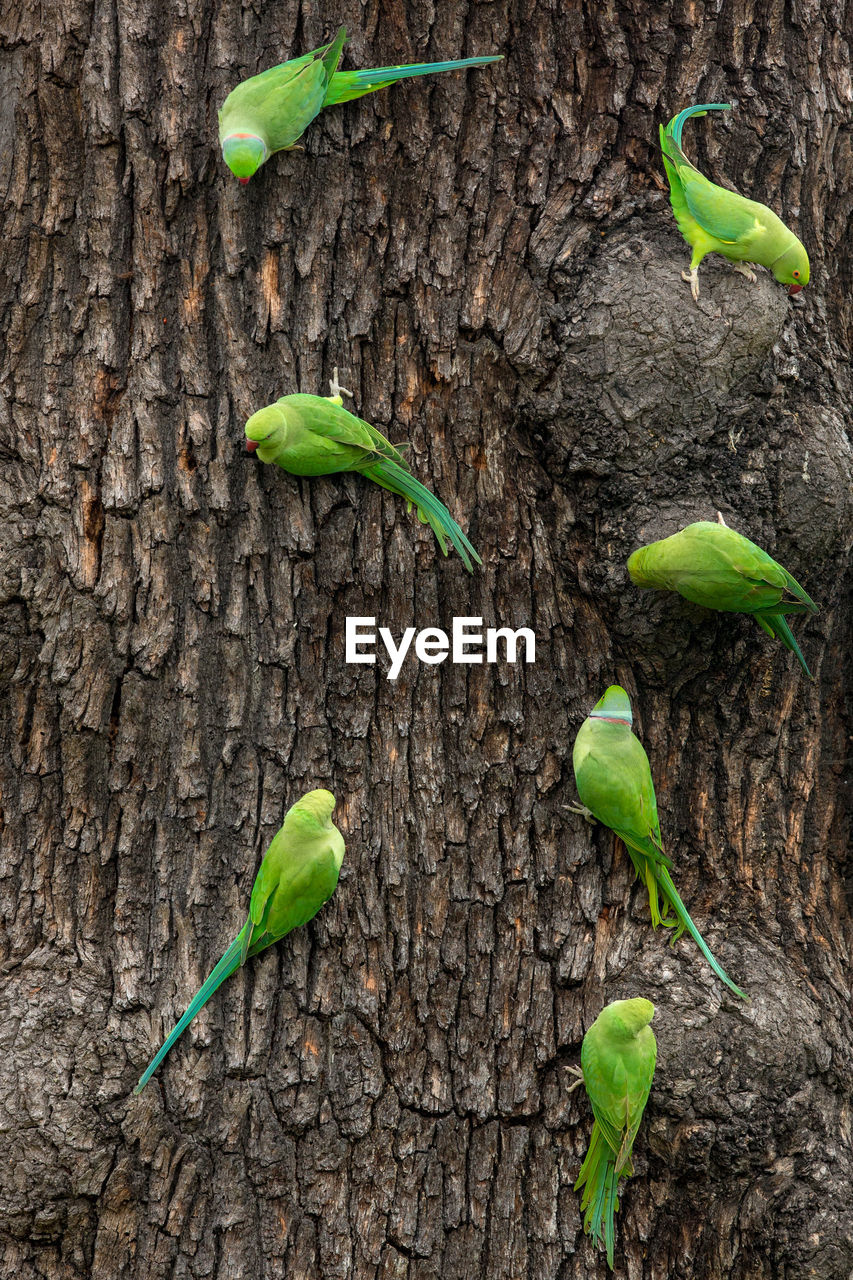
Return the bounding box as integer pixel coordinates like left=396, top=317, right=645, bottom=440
left=1, top=1, right=851, bottom=1278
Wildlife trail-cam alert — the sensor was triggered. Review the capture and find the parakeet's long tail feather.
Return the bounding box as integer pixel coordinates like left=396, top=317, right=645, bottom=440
left=627, top=850, right=679, bottom=930
left=603, top=1161, right=619, bottom=1270
left=324, top=56, right=501, bottom=106
left=364, top=458, right=481, bottom=572
left=575, top=1123, right=620, bottom=1269
left=663, top=102, right=731, bottom=156
left=755, top=612, right=813, bottom=678
left=134, top=929, right=247, bottom=1093
left=656, top=866, right=748, bottom=999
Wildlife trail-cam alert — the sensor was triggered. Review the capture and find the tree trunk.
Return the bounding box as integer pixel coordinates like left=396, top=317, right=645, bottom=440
left=1, top=1, right=851, bottom=1277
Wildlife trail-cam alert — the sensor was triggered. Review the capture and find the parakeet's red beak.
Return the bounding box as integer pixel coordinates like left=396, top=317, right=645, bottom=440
left=246, top=439, right=258, bottom=452
left=238, top=177, right=250, bottom=186
left=788, top=284, right=803, bottom=295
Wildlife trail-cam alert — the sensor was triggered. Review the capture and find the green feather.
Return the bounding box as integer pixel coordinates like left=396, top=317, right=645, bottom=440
left=134, top=933, right=245, bottom=1094
left=323, top=55, right=501, bottom=106
left=572, top=685, right=748, bottom=999
left=219, top=26, right=501, bottom=180
left=575, top=999, right=657, bottom=1270
left=660, top=103, right=810, bottom=293
left=134, top=790, right=345, bottom=1093
left=627, top=521, right=818, bottom=678
left=245, top=391, right=481, bottom=572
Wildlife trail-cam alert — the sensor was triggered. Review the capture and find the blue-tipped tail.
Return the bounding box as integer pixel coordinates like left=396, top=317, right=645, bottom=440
left=575, top=1123, right=620, bottom=1269
left=353, top=55, right=501, bottom=84
left=665, top=102, right=731, bottom=149
left=657, top=866, right=748, bottom=1000
left=325, top=55, right=502, bottom=105
left=366, top=458, right=481, bottom=572
left=134, top=930, right=246, bottom=1093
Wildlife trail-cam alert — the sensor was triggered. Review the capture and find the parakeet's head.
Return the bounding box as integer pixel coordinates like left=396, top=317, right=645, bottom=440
left=222, top=132, right=268, bottom=183
left=770, top=239, right=810, bottom=293
left=245, top=403, right=290, bottom=455
left=588, top=685, right=633, bottom=725
left=626, top=545, right=653, bottom=587
left=284, top=789, right=338, bottom=833
left=604, top=997, right=656, bottom=1039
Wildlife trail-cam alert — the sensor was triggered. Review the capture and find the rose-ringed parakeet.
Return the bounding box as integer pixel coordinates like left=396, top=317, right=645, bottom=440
left=245, top=371, right=481, bottom=572
left=569, top=685, right=747, bottom=1000
left=134, top=789, right=345, bottom=1093
left=660, top=103, right=810, bottom=301
left=627, top=520, right=818, bottom=678
left=220, top=25, right=502, bottom=182
left=571, top=997, right=657, bottom=1270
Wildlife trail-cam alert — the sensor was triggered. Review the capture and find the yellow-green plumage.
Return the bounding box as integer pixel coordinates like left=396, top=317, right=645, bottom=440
left=219, top=25, right=502, bottom=182
left=134, top=789, right=345, bottom=1094
left=574, top=998, right=657, bottom=1269
left=571, top=685, right=747, bottom=999
left=660, top=104, right=809, bottom=300
left=245, top=383, right=481, bottom=572
left=627, top=521, right=818, bottom=678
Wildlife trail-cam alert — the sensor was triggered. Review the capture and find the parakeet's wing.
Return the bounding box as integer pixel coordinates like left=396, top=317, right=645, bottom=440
left=586, top=1089, right=626, bottom=1159
left=581, top=739, right=672, bottom=872
left=283, top=395, right=408, bottom=466
left=612, top=766, right=669, bottom=868
left=242, top=837, right=342, bottom=961
left=691, top=527, right=817, bottom=613
left=677, top=170, right=767, bottom=248
left=580, top=1040, right=626, bottom=1158
left=219, top=28, right=347, bottom=151
left=614, top=1045, right=656, bottom=1174
left=731, top=553, right=818, bottom=614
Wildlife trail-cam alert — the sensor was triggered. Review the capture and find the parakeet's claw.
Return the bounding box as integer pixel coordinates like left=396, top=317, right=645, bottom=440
left=327, top=367, right=354, bottom=406
left=566, top=1064, right=585, bottom=1093
left=681, top=267, right=700, bottom=302
left=563, top=802, right=597, bottom=826
left=716, top=511, right=727, bottom=525
left=732, top=262, right=758, bottom=283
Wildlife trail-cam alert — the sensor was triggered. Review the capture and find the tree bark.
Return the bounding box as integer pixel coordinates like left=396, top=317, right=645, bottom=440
left=1, top=2, right=851, bottom=1278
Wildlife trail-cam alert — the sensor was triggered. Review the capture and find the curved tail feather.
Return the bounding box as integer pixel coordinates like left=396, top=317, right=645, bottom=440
left=324, top=56, right=502, bottom=106
left=656, top=866, right=748, bottom=999
left=663, top=102, right=731, bottom=154
left=756, top=612, right=813, bottom=678
left=134, top=930, right=247, bottom=1093
left=575, top=1123, right=621, bottom=1269
left=364, top=458, right=481, bottom=572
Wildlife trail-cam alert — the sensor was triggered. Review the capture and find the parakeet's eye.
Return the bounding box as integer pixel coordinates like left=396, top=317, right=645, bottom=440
left=793, top=270, right=800, bottom=278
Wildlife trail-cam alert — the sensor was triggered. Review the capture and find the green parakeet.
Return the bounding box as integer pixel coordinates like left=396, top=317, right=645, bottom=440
left=573, top=997, right=657, bottom=1270
left=571, top=685, right=747, bottom=1000
left=134, top=788, right=345, bottom=1093
left=627, top=520, right=818, bottom=678
left=245, top=372, right=481, bottom=572
left=661, top=104, right=810, bottom=301
left=219, top=25, right=502, bottom=182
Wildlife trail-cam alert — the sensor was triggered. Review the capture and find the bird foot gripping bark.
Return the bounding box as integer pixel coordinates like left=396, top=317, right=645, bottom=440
left=732, top=262, right=758, bottom=283
left=566, top=1064, right=586, bottom=1094
left=563, top=802, right=597, bottom=826
left=327, top=367, right=354, bottom=406
left=681, top=266, right=701, bottom=301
